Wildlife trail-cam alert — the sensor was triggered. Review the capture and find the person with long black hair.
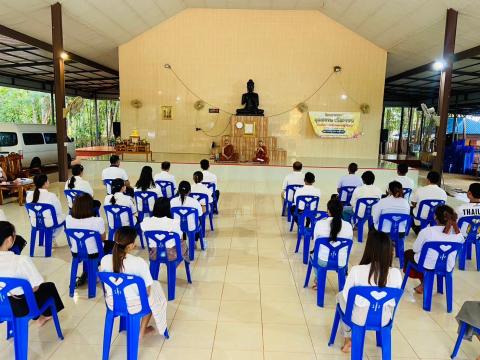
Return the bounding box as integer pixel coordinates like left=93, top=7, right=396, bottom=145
left=170, top=181, right=202, bottom=233
left=403, top=204, right=464, bottom=294
left=104, top=178, right=137, bottom=226
left=26, top=174, right=65, bottom=242
left=64, top=164, right=101, bottom=209
left=314, top=196, right=353, bottom=268
left=0, top=221, right=64, bottom=326
left=336, top=230, right=402, bottom=353
left=191, top=171, right=213, bottom=212
left=0, top=210, right=27, bottom=254
left=134, top=165, right=161, bottom=214
left=100, top=226, right=167, bottom=338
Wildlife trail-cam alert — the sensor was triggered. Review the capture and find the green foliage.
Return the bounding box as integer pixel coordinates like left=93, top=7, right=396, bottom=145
left=0, top=86, right=119, bottom=147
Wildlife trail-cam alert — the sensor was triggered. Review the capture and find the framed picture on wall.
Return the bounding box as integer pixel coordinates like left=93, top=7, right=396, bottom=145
left=244, top=123, right=255, bottom=136
left=161, top=106, right=173, bottom=120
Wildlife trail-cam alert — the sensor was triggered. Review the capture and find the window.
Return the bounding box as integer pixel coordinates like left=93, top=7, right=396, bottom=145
left=22, top=133, right=44, bottom=145
left=0, top=132, right=18, bottom=147
left=44, top=133, right=57, bottom=144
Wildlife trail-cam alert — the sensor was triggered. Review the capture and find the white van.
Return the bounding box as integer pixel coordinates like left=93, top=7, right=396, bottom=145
left=0, top=123, right=76, bottom=168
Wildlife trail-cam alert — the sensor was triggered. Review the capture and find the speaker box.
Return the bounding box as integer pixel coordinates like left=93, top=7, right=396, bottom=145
left=113, top=122, right=121, bottom=138
left=380, top=129, right=389, bottom=143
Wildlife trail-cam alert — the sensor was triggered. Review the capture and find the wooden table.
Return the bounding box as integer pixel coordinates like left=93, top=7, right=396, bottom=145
left=0, top=182, right=35, bottom=206
left=115, top=150, right=153, bottom=162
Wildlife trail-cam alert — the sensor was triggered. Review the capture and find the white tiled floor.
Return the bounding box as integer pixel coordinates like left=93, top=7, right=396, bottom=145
left=0, top=162, right=479, bottom=359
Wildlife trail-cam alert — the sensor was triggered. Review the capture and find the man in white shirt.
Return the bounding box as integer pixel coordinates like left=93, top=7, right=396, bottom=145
left=392, top=163, right=415, bottom=194
left=337, top=163, right=363, bottom=203
left=456, top=182, right=480, bottom=235
left=282, top=161, right=304, bottom=202
left=154, top=161, right=177, bottom=198
left=102, top=155, right=133, bottom=196
left=292, top=172, right=322, bottom=215
left=200, top=159, right=219, bottom=202
left=348, top=171, right=383, bottom=220
left=191, top=171, right=213, bottom=207
left=411, top=171, right=447, bottom=230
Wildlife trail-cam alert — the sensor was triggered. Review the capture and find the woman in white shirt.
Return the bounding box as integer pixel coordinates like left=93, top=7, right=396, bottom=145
left=26, top=174, right=66, bottom=240
left=170, top=181, right=203, bottom=233
left=0, top=221, right=64, bottom=326
left=134, top=166, right=161, bottom=214
left=372, top=181, right=410, bottom=233
left=104, top=178, right=137, bottom=228
left=66, top=193, right=108, bottom=287
left=100, top=226, right=167, bottom=338
left=336, top=230, right=402, bottom=353
left=313, top=196, right=353, bottom=271
left=140, top=197, right=188, bottom=262
left=0, top=210, right=27, bottom=254
left=191, top=171, right=213, bottom=210
left=404, top=204, right=464, bottom=294
left=65, top=164, right=101, bottom=209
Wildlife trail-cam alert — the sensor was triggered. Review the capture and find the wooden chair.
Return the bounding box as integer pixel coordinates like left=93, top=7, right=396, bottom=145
left=0, top=156, right=8, bottom=180
left=6, top=153, right=29, bottom=180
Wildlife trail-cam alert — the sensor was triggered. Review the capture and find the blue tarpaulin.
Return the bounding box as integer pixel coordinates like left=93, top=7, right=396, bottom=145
left=447, top=117, right=480, bottom=135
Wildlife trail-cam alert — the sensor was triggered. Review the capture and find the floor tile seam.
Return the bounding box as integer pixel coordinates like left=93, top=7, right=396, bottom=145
left=208, top=210, right=237, bottom=360
left=274, top=206, right=319, bottom=360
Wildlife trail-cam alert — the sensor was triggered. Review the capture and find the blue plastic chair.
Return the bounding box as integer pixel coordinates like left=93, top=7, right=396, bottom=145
left=104, top=205, right=144, bottom=249
left=171, top=206, right=205, bottom=261
left=328, top=286, right=403, bottom=360
left=295, top=210, right=329, bottom=264
left=451, top=319, right=480, bottom=359
left=143, top=231, right=192, bottom=300
left=403, top=188, right=413, bottom=200
left=189, top=192, right=213, bottom=237
left=103, top=179, right=114, bottom=195
left=413, top=199, right=445, bottom=230
left=64, top=189, right=85, bottom=209
left=402, top=241, right=463, bottom=313
left=338, top=186, right=356, bottom=206
left=457, top=216, right=480, bottom=271
left=352, top=197, right=379, bottom=243
left=378, top=213, right=412, bottom=268
left=98, top=272, right=169, bottom=360
left=133, top=190, right=158, bottom=223
left=65, top=229, right=104, bottom=299
left=289, top=195, right=320, bottom=232
left=282, top=184, right=303, bottom=221
left=304, top=237, right=353, bottom=307
left=202, top=182, right=219, bottom=215
left=155, top=180, right=176, bottom=199
left=0, top=277, right=64, bottom=359
left=25, top=203, right=65, bottom=257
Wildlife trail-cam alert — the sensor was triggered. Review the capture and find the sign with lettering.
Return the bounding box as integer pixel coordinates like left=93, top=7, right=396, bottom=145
left=209, top=108, right=220, bottom=113
left=308, top=112, right=362, bottom=139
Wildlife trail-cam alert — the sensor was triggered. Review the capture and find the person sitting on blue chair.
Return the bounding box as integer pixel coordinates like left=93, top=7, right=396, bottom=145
left=134, top=165, right=162, bottom=216
left=141, top=197, right=188, bottom=262
left=0, top=221, right=64, bottom=326
left=311, top=196, right=353, bottom=290
left=337, top=162, right=363, bottom=203
left=104, top=178, right=138, bottom=226
left=200, top=159, right=220, bottom=201
left=456, top=182, right=480, bottom=234
left=403, top=204, right=464, bottom=294
left=391, top=163, right=415, bottom=195
left=346, top=170, right=382, bottom=224
left=191, top=171, right=213, bottom=212
left=154, top=161, right=177, bottom=198
left=290, top=172, right=321, bottom=225
left=100, top=226, right=168, bottom=338
left=64, top=164, right=101, bottom=209
left=282, top=161, right=304, bottom=204
left=171, top=181, right=203, bottom=245
left=335, top=230, right=402, bottom=353
left=372, top=181, right=410, bottom=232
left=102, top=155, right=134, bottom=197
left=26, top=174, right=66, bottom=247
left=410, top=170, right=447, bottom=234
left=66, top=193, right=108, bottom=288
